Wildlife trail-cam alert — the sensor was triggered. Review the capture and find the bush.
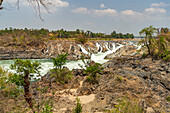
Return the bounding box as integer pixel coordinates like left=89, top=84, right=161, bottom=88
left=52, top=53, right=67, bottom=70
left=80, top=54, right=103, bottom=84
left=163, top=54, right=170, bottom=61
left=51, top=53, right=73, bottom=84
left=166, top=96, right=170, bottom=102
left=110, top=98, right=142, bottom=113
left=75, top=36, right=88, bottom=44
left=0, top=66, right=22, bottom=98
left=139, top=26, right=170, bottom=60
left=73, top=97, right=83, bottom=113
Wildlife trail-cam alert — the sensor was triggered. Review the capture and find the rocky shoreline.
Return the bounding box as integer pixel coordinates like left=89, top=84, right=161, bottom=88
left=31, top=55, right=169, bottom=113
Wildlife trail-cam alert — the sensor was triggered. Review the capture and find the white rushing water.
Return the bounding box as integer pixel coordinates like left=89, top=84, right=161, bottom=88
left=0, top=41, right=130, bottom=76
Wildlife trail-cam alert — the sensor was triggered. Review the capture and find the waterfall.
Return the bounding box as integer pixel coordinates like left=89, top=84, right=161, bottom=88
left=78, top=44, right=89, bottom=54
left=104, top=42, right=110, bottom=51
left=0, top=41, right=129, bottom=75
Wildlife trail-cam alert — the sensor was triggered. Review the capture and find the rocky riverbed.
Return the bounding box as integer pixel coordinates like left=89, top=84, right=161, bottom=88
left=0, top=40, right=139, bottom=60
left=1, top=55, right=169, bottom=113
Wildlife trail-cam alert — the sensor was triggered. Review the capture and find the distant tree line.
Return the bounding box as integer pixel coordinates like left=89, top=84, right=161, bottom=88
left=0, top=27, right=134, bottom=39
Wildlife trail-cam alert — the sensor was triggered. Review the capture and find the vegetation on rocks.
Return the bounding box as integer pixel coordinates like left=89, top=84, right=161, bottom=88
left=0, top=28, right=134, bottom=48
left=10, top=59, right=41, bottom=112
left=80, top=54, right=103, bottom=84
left=73, top=97, right=83, bottom=113
left=139, top=26, right=170, bottom=61
left=110, top=98, right=142, bottom=113
left=0, top=26, right=169, bottom=112
left=51, top=53, right=73, bottom=84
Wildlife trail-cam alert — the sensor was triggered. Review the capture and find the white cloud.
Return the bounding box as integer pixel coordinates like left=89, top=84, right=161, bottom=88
left=100, top=4, right=105, bottom=8
left=72, top=7, right=117, bottom=16
left=121, top=10, right=143, bottom=16
left=144, top=8, right=166, bottom=14
left=53, top=0, right=69, bottom=7
left=94, top=8, right=117, bottom=16
left=151, top=2, right=170, bottom=7
left=72, top=7, right=90, bottom=14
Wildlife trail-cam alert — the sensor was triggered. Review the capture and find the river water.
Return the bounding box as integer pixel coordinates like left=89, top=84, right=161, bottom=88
left=0, top=41, right=139, bottom=75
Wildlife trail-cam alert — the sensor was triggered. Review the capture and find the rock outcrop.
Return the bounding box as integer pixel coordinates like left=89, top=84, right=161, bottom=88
left=105, top=45, right=137, bottom=59
left=0, top=40, right=131, bottom=60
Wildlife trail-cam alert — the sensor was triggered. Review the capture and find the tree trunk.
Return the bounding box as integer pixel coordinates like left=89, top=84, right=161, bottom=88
left=24, top=73, right=35, bottom=113
left=0, top=0, right=3, bottom=10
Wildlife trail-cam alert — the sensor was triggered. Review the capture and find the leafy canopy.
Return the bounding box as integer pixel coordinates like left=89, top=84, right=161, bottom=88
left=52, top=53, right=67, bottom=70
left=10, top=59, right=41, bottom=86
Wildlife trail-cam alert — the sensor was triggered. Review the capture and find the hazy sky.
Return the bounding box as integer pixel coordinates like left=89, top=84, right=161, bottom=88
left=0, top=0, right=170, bottom=35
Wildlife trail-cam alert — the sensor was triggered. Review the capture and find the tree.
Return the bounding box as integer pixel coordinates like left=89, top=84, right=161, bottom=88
left=52, top=53, right=67, bottom=70
left=51, top=53, right=72, bottom=84
left=139, top=25, right=157, bottom=55
left=0, top=0, right=3, bottom=10
left=10, top=59, right=41, bottom=113
left=0, top=0, right=51, bottom=20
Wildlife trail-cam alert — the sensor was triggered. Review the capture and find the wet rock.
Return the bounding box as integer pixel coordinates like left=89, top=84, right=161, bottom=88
left=104, top=45, right=137, bottom=59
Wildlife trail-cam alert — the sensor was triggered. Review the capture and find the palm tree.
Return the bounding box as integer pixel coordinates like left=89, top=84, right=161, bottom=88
left=139, top=25, right=157, bottom=55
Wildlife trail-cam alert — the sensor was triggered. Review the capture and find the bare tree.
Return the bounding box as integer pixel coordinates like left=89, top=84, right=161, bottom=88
left=0, top=0, right=4, bottom=10
left=0, top=0, right=51, bottom=20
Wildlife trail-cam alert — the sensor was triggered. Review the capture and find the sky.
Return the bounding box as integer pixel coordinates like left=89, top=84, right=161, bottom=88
left=0, top=0, right=170, bottom=36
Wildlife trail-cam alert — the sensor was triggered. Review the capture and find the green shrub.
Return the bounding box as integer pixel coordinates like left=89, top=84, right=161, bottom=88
left=80, top=54, right=103, bottom=84
left=42, top=102, right=53, bottom=113
left=163, top=54, right=170, bottom=61
left=110, top=98, right=142, bottom=113
left=51, top=68, right=73, bottom=84
left=166, top=96, right=170, bottom=102
left=84, top=63, right=102, bottom=84
left=73, top=97, right=83, bottom=113
left=51, top=53, right=73, bottom=84
left=52, top=53, right=67, bottom=70
left=142, top=53, right=147, bottom=58
left=0, top=66, right=22, bottom=98
left=75, top=36, right=88, bottom=44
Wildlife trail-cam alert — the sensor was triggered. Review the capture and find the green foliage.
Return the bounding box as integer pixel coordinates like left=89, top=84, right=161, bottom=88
left=75, top=36, right=88, bottom=44
left=80, top=54, right=103, bottom=84
left=10, top=59, right=41, bottom=86
left=42, top=103, right=53, bottom=113
left=51, top=53, right=73, bottom=84
left=166, top=96, right=170, bottom=102
left=163, top=54, right=170, bottom=61
left=0, top=66, right=22, bottom=98
left=51, top=68, right=73, bottom=84
left=10, top=59, right=42, bottom=112
left=139, top=25, right=157, bottom=55
left=139, top=26, right=170, bottom=60
left=0, top=66, right=8, bottom=90
left=52, top=53, right=67, bottom=70
left=142, top=53, right=147, bottom=58
left=85, top=63, right=102, bottom=84
left=73, top=97, right=83, bottom=113
left=110, top=98, right=142, bottom=113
